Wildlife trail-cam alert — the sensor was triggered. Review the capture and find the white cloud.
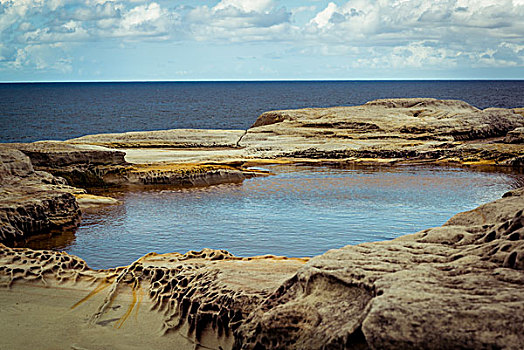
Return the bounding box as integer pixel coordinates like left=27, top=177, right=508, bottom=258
left=214, top=0, right=275, bottom=13
left=186, top=0, right=292, bottom=41
left=0, top=0, right=522, bottom=75
left=113, top=2, right=170, bottom=38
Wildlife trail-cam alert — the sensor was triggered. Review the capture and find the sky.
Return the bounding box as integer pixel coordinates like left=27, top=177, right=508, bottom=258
left=0, top=0, right=523, bottom=81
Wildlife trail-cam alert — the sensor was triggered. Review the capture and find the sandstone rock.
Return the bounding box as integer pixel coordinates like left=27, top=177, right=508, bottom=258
left=6, top=98, right=518, bottom=168
left=0, top=245, right=306, bottom=349
left=504, top=127, right=524, bottom=144
left=238, top=99, right=524, bottom=166
left=0, top=148, right=82, bottom=243
left=234, top=188, right=524, bottom=350
left=68, top=129, right=246, bottom=148
left=9, top=141, right=127, bottom=167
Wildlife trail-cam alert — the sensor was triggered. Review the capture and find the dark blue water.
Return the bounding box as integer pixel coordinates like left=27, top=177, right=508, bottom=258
left=26, top=164, right=524, bottom=269
left=1, top=80, right=523, bottom=143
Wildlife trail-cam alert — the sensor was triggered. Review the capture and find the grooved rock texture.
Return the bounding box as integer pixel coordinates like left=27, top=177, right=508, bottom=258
left=234, top=187, right=524, bottom=350
left=0, top=148, right=82, bottom=243
left=0, top=245, right=306, bottom=349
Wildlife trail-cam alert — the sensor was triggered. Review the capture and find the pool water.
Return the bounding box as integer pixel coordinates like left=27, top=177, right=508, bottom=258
left=26, top=164, right=524, bottom=269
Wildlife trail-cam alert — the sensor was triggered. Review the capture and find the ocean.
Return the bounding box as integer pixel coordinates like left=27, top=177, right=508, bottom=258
left=1, top=80, right=523, bottom=143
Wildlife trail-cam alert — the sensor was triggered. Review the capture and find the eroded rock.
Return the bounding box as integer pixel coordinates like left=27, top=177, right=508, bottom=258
left=234, top=188, right=524, bottom=350
left=0, top=245, right=306, bottom=349
left=239, top=98, right=524, bottom=166
left=504, top=127, right=524, bottom=144
left=0, top=148, right=82, bottom=243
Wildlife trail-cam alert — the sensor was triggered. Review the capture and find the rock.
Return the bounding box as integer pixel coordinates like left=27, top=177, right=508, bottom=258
left=3, top=98, right=519, bottom=168
left=239, top=98, right=524, bottom=166
left=120, top=163, right=256, bottom=186
left=0, top=245, right=306, bottom=349
left=75, top=193, right=120, bottom=209
left=504, top=127, right=524, bottom=144
left=68, top=129, right=246, bottom=148
left=0, top=146, right=260, bottom=244
left=0, top=148, right=82, bottom=243
left=9, top=141, right=127, bottom=167
left=234, top=188, right=524, bottom=350
left=3, top=142, right=257, bottom=188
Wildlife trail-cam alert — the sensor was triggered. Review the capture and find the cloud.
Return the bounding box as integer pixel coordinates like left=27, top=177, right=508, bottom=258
left=0, top=0, right=177, bottom=72
left=186, top=0, right=292, bottom=42
left=0, top=0, right=522, bottom=76
left=300, top=0, right=524, bottom=69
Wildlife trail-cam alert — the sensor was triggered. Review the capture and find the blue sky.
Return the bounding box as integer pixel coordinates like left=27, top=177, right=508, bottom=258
left=0, top=0, right=523, bottom=81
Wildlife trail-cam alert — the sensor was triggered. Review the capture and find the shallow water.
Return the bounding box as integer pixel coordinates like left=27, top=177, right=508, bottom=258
left=26, top=165, right=524, bottom=269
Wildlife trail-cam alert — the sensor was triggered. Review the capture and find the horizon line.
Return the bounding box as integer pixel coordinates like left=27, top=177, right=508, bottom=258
left=1, top=78, right=524, bottom=84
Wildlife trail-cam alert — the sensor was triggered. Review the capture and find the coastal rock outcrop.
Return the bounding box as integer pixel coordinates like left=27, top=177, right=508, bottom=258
left=0, top=245, right=306, bottom=349
left=239, top=98, right=524, bottom=166
left=1, top=187, right=523, bottom=349
left=60, top=98, right=524, bottom=167
left=3, top=142, right=257, bottom=188
left=1, top=98, right=524, bottom=348
left=0, top=148, right=82, bottom=243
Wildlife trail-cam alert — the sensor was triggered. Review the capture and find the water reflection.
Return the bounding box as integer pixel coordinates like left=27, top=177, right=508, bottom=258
left=25, top=164, right=524, bottom=269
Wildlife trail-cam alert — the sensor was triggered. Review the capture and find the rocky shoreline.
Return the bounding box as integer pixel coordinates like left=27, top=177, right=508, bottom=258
left=1, top=98, right=523, bottom=349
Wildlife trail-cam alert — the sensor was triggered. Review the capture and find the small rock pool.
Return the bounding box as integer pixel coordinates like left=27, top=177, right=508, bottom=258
left=26, top=164, right=524, bottom=269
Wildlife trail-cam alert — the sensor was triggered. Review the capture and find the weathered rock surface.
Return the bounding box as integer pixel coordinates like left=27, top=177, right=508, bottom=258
left=9, top=141, right=127, bottom=167
left=504, top=127, right=524, bottom=144
left=2, top=142, right=257, bottom=188
left=234, top=187, right=524, bottom=350
left=239, top=98, right=524, bottom=166
left=69, top=129, right=246, bottom=148
left=0, top=245, right=306, bottom=349
left=0, top=148, right=82, bottom=243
